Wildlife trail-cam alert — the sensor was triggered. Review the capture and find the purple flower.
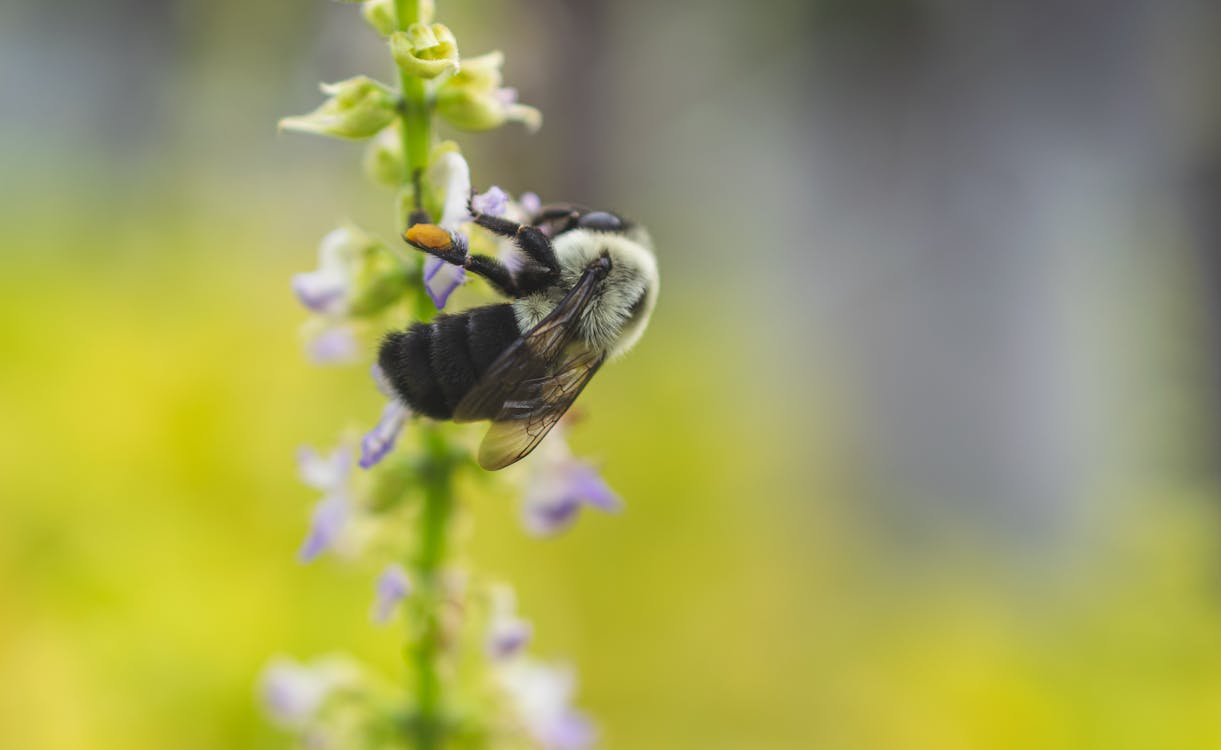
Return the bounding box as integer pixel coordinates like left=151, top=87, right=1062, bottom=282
left=471, top=186, right=509, bottom=217
left=370, top=363, right=395, bottom=398
left=519, top=191, right=542, bottom=217
left=260, top=658, right=333, bottom=728
left=499, top=661, right=595, bottom=750
left=542, top=712, right=596, bottom=750
left=292, top=271, right=347, bottom=315
left=418, top=151, right=475, bottom=309
left=259, top=657, right=360, bottom=731
left=429, top=150, right=472, bottom=230
left=370, top=564, right=411, bottom=625
left=298, top=444, right=351, bottom=493
left=359, top=399, right=411, bottom=469
left=297, top=445, right=352, bottom=562
left=486, top=585, right=533, bottom=661
left=423, top=254, right=466, bottom=309
left=292, top=227, right=366, bottom=315
left=305, top=324, right=360, bottom=365
left=523, top=442, right=622, bottom=536
left=299, top=494, right=349, bottom=563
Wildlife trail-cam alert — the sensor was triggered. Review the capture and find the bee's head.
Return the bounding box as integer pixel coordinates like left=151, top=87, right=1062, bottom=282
left=576, top=211, right=624, bottom=232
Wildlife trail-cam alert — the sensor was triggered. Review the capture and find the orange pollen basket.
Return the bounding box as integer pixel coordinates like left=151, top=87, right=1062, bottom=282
left=404, top=224, right=453, bottom=251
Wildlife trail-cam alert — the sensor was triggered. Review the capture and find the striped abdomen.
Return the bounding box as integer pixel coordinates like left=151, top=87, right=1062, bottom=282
left=378, top=303, right=522, bottom=420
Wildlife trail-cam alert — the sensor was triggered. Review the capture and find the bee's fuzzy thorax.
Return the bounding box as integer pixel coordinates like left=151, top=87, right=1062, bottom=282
left=512, top=228, right=658, bottom=359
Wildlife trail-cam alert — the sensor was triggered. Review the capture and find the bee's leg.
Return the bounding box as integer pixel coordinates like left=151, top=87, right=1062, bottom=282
left=404, top=224, right=522, bottom=298
left=463, top=254, right=520, bottom=298
left=468, top=198, right=561, bottom=273
left=511, top=225, right=561, bottom=274
left=531, top=204, right=582, bottom=235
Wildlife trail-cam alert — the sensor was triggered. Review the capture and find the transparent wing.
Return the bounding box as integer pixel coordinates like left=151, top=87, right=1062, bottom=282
left=455, top=258, right=610, bottom=470
left=473, top=346, right=604, bottom=470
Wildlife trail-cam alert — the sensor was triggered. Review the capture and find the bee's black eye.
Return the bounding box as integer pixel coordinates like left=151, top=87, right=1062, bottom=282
left=578, top=211, right=623, bottom=231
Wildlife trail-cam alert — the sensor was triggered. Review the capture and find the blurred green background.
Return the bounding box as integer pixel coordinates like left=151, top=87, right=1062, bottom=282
left=4, top=0, right=1221, bottom=748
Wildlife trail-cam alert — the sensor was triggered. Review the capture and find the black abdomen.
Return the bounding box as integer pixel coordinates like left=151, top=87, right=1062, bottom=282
left=378, top=303, right=521, bottom=420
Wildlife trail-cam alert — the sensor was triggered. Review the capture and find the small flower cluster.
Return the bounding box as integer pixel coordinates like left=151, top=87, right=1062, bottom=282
left=265, top=1, right=620, bottom=748
left=262, top=584, right=594, bottom=749
left=280, top=10, right=538, bottom=141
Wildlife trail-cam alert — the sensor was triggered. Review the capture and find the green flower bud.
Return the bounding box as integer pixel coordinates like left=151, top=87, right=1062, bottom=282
left=347, top=264, right=412, bottom=317
left=279, top=76, right=397, bottom=140
left=361, top=0, right=396, bottom=36
left=295, top=224, right=412, bottom=318
left=363, top=123, right=406, bottom=187
left=365, top=455, right=419, bottom=512
left=390, top=23, right=459, bottom=79
left=348, top=227, right=413, bottom=317
left=435, top=52, right=541, bottom=132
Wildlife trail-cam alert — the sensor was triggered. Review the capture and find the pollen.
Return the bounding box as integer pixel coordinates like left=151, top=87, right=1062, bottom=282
left=405, top=224, right=453, bottom=251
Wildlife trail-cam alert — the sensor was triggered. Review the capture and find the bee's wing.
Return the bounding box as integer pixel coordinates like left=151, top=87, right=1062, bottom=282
left=454, top=259, right=610, bottom=470
left=472, top=346, right=604, bottom=470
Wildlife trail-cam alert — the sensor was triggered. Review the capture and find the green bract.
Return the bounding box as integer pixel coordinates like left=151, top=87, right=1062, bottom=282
left=435, top=51, right=541, bottom=132
left=345, top=230, right=413, bottom=317
left=278, top=76, right=397, bottom=140
left=362, top=123, right=406, bottom=187
left=390, top=23, right=460, bottom=79
left=361, top=0, right=396, bottom=36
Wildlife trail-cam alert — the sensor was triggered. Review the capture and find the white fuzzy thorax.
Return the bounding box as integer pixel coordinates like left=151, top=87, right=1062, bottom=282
left=512, top=228, right=659, bottom=359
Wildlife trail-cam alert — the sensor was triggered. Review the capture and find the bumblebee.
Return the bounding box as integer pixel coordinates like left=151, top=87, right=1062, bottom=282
left=378, top=201, right=659, bottom=470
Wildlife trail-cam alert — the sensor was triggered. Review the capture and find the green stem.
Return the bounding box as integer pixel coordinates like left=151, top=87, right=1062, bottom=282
left=395, top=0, right=432, bottom=183
left=394, top=4, right=449, bottom=749
left=410, top=424, right=454, bottom=750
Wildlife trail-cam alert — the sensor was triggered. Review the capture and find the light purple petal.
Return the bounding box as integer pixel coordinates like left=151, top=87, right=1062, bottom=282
left=292, top=269, right=348, bottom=314
left=499, top=661, right=593, bottom=750
left=307, top=326, right=360, bottom=365
left=370, top=362, right=395, bottom=398
left=519, top=192, right=542, bottom=217
left=423, top=255, right=466, bottom=309
left=471, top=186, right=509, bottom=217
left=297, top=445, right=350, bottom=492
left=565, top=463, right=622, bottom=512
left=494, top=87, right=519, bottom=105
left=371, top=564, right=411, bottom=625
left=522, top=459, right=622, bottom=536
left=431, top=151, right=473, bottom=230
left=487, top=616, right=533, bottom=660
left=299, top=494, right=349, bottom=562
left=542, top=711, right=596, bottom=750
left=261, top=659, right=330, bottom=728
left=359, top=400, right=411, bottom=469
left=523, top=495, right=581, bottom=537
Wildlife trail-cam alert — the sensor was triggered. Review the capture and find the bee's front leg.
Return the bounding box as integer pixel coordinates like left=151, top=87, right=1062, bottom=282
left=403, top=224, right=468, bottom=265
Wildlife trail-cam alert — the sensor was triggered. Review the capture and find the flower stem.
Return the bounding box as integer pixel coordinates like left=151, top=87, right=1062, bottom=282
left=410, top=423, right=454, bottom=749
left=395, top=0, right=432, bottom=182
left=394, top=4, right=451, bottom=748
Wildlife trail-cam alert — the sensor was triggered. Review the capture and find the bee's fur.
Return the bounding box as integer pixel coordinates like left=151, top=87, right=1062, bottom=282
left=379, top=303, right=521, bottom=419
left=513, top=227, right=658, bottom=359
left=380, top=204, right=659, bottom=420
